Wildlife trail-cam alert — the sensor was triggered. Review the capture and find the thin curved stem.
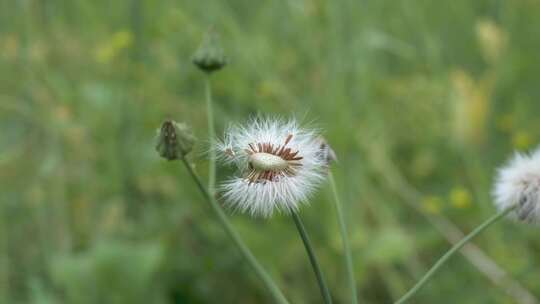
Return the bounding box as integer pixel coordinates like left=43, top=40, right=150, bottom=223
left=329, top=172, right=358, bottom=304
left=205, top=75, right=216, bottom=195
left=291, top=212, right=333, bottom=304
left=394, top=205, right=517, bottom=304
left=181, top=158, right=290, bottom=304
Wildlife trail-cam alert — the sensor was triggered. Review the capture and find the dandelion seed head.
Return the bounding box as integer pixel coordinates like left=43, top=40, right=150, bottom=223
left=218, top=117, right=326, bottom=217
left=493, top=147, right=540, bottom=223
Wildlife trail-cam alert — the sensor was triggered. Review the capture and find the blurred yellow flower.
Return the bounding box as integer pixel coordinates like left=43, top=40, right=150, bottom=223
left=95, top=30, right=133, bottom=64
left=450, top=69, right=493, bottom=147
left=512, top=130, right=533, bottom=150
left=96, top=47, right=115, bottom=64
left=421, top=196, right=443, bottom=214
left=476, top=19, right=507, bottom=64
left=111, top=31, right=133, bottom=49
left=449, top=186, right=472, bottom=209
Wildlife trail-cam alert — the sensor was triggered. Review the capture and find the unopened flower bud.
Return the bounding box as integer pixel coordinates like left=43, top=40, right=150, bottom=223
left=192, top=28, right=227, bottom=73
left=156, top=120, right=195, bottom=160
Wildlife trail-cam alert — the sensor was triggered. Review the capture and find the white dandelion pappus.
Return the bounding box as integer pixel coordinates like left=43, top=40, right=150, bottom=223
left=218, top=118, right=327, bottom=217
left=493, top=146, right=540, bottom=223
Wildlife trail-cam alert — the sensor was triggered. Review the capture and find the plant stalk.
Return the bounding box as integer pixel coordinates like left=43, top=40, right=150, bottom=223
left=394, top=205, right=516, bottom=304
left=291, top=212, right=333, bottom=304
left=329, top=172, right=358, bottom=304
left=180, top=158, right=289, bottom=304
left=205, top=75, right=216, bottom=195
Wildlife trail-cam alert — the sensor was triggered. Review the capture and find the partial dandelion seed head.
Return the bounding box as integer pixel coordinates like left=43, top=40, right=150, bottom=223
left=493, top=147, right=540, bottom=223
left=217, top=118, right=327, bottom=218
left=316, top=136, right=338, bottom=166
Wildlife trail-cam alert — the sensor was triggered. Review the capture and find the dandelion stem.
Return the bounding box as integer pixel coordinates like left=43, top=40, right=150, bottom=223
left=205, top=75, right=216, bottom=195
left=291, top=212, right=333, bottom=304
left=329, top=172, right=358, bottom=304
left=394, top=205, right=517, bottom=304
left=180, top=158, right=290, bottom=304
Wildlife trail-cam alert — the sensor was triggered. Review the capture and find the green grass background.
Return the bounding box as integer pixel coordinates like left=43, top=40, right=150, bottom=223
left=2, top=0, right=540, bottom=303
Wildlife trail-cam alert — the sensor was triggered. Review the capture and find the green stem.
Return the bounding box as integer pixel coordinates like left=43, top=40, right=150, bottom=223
left=291, top=212, right=333, bottom=304
left=205, top=75, right=216, bottom=195
left=329, top=172, right=358, bottom=304
left=394, top=205, right=516, bottom=304
left=0, top=203, right=8, bottom=302
left=181, top=158, right=290, bottom=304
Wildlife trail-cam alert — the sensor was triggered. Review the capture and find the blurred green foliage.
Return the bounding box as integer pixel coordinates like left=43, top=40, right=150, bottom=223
left=2, top=0, right=540, bottom=303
